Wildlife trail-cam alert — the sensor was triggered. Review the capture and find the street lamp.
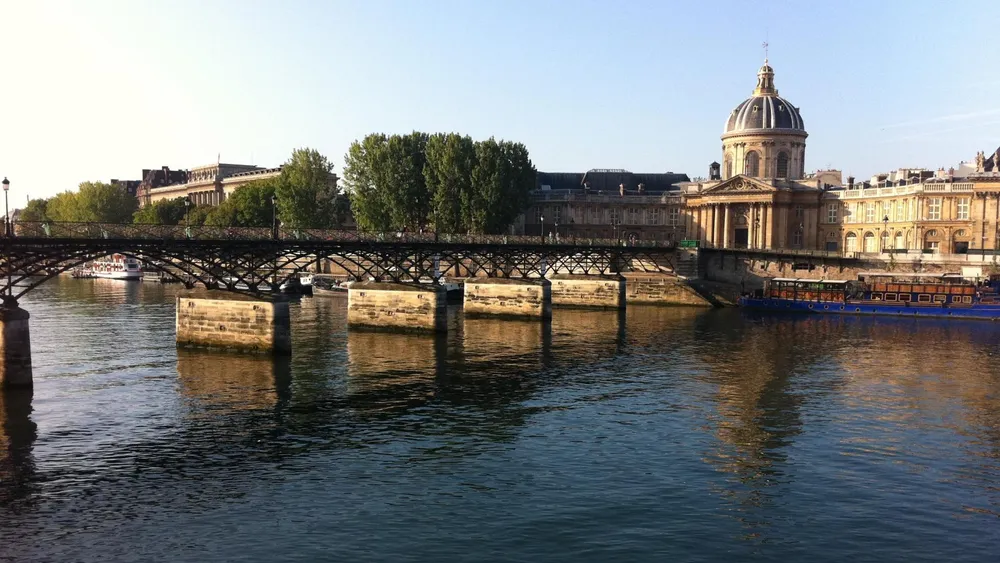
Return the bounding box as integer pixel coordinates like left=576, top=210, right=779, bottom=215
left=540, top=214, right=545, bottom=244
left=184, top=196, right=191, bottom=228
left=555, top=220, right=559, bottom=241
left=2, top=177, right=9, bottom=237
left=271, top=194, right=278, bottom=240
left=882, top=215, right=889, bottom=251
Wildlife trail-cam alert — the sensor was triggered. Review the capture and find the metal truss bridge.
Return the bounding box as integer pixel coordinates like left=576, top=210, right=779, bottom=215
left=0, top=222, right=677, bottom=304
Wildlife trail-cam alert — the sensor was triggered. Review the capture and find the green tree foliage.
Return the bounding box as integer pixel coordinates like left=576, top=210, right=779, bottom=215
left=343, top=134, right=393, bottom=231
left=275, top=148, right=339, bottom=229
left=345, top=132, right=535, bottom=234
left=225, top=179, right=278, bottom=226
left=46, top=181, right=138, bottom=223
left=467, top=139, right=536, bottom=234
left=19, top=199, right=50, bottom=222
left=186, top=205, right=214, bottom=226
left=424, top=133, right=475, bottom=233
left=132, top=197, right=188, bottom=225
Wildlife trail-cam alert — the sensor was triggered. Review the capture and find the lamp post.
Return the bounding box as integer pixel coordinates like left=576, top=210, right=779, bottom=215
left=882, top=215, right=889, bottom=252
left=555, top=221, right=559, bottom=241
left=540, top=214, right=545, bottom=244
left=2, top=177, right=9, bottom=237
left=184, top=196, right=191, bottom=228
left=271, top=195, right=278, bottom=240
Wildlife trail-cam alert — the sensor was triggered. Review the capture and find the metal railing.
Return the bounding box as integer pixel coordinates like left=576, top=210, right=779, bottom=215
left=9, top=222, right=677, bottom=249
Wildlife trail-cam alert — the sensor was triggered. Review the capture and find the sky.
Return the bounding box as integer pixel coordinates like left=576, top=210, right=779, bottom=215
left=0, top=0, right=998, bottom=202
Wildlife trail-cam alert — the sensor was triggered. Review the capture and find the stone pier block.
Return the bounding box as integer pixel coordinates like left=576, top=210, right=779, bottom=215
left=0, top=307, right=32, bottom=389
left=549, top=274, right=626, bottom=309
left=347, top=282, right=447, bottom=333
left=463, top=278, right=552, bottom=319
left=176, top=292, right=291, bottom=354
left=624, top=273, right=712, bottom=307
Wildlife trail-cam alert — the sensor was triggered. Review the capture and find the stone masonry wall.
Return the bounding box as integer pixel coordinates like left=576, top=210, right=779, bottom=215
left=347, top=282, right=447, bottom=332
left=549, top=275, right=625, bottom=309
left=176, top=295, right=291, bottom=354
left=702, top=251, right=989, bottom=290
left=0, top=307, right=32, bottom=388
left=464, top=278, right=552, bottom=319
left=624, top=273, right=712, bottom=307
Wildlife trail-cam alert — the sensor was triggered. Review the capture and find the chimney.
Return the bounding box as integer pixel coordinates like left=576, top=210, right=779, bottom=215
left=847, top=176, right=855, bottom=190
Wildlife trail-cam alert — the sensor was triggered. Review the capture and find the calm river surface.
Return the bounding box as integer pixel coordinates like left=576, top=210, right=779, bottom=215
left=2, top=277, right=1000, bottom=562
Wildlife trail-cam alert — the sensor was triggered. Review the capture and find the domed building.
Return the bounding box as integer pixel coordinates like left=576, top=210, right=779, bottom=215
left=722, top=61, right=808, bottom=180
left=680, top=59, right=838, bottom=251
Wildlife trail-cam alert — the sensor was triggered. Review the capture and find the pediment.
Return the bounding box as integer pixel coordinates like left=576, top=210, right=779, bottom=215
left=701, top=175, right=777, bottom=194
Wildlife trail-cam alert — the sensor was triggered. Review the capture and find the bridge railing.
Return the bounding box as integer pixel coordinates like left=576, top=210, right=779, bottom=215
left=11, top=222, right=677, bottom=249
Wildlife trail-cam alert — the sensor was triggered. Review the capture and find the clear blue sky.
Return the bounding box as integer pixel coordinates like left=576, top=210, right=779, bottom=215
left=1, top=0, right=997, bottom=202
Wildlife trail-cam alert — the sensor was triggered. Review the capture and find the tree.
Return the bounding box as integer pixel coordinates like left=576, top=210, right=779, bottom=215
left=186, top=205, right=215, bottom=226
left=424, top=133, right=475, bottom=233
left=275, top=148, right=339, bottom=229
left=19, top=199, right=50, bottom=222
left=226, top=179, right=278, bottom=226
left=344, top=133, right=393, bottom=231
left=467, top=139, right=536, bottom=234
left=343, top=132, right=430, bottom=232
left=133, top=197, right=188, bottom=225
left=46, top=181, right=138, bottom=223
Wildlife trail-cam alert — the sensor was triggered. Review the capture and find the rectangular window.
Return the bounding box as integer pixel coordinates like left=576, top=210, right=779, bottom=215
left=827, top=203, right=838, bottom=224
left=918, top=294, right=931, bottom=303
left=933, top=294, right=947, bottom=303
left=589, top=207, right=600, bottom=223
left=792, top=229, right=803, bottom=248
left=628, top=207, right=638, bottom=224
left=610, top=208, right=619, bottom=223
left=667, top=208, right=678, bottom=226
left=957, top=197, right=970, bottom=220
left=896, top=200, right=904, bottom=222
left=650, top=208, right=661, bottom=225
left=865, top=202, right=875, bottom=223
left=884, top=293, right=898, bottom=302
left=928, top=198, right=941, bottom=220
left=795, top=205, right=804, bottom=219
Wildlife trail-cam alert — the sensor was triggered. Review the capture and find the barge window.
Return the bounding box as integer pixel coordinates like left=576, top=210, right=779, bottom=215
left=870, top=293, right=882, bottom=301
left=884, top=293, right=898, bottom=301
left=918, top=294, right=931, bottom=303
left=962, top=296, right=972, bottom=304
left=899, top=293, right=912, bottom=302
left=933, top=294, right=946, bottom=303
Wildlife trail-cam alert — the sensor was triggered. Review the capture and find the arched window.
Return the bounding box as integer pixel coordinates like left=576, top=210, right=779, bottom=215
left=845, top=232, right=858, bottom=252
left=776, top=152, right=789, bottom=178
left=744, top=151, right=760, bottom=177
left=894, top=231, right=903, bottom=250
left=863, top=232, right=876, bottom=253
left=724, top=155, right=733, bottom=179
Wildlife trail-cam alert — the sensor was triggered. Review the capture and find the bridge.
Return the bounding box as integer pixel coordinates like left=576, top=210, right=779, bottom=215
left=0, top=222, right=683, bottom=389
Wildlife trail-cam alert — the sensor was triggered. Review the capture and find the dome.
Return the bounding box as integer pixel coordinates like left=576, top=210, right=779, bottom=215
left=723, top=62, right=805, bottom=135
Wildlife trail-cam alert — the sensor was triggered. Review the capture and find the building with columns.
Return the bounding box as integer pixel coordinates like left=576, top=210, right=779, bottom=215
left=138, top=162, right=287, bottom=207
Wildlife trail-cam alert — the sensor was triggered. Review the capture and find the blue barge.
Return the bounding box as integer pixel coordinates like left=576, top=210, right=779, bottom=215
left=738, top=274, right=1000, bottom=321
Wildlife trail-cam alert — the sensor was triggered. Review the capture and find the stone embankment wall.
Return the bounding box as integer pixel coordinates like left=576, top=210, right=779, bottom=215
left=549, top=274, right=625, bottom=309
left=0, top=307, right=32, bottom=388
left=176, top=293, right=291, bottom=354
left=464, top=278, right=552, bottom=319
left=623, top=273, right=713, bottom=307
left=347, top=282, right=447, bottom=332
left=701, top=251, right=994, bottom=289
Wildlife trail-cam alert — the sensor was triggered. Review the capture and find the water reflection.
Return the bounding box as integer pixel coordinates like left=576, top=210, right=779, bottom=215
left=461, top=317, right=551, bottom=372
left=549, top=309, right=624, bottom=360
left=0, top=389, right=37, bottom=512
left=176, top=349, right=292, bottom=413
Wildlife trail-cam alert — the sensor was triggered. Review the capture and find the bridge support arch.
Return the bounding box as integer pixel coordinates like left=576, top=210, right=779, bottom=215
left=0, top=305, right=32, bottom=389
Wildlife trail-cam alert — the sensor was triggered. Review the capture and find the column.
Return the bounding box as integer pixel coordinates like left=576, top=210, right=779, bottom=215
left=696, top=207, right=703, bottom=241
left=722, top=204, right=731, bottom=248
left=762, top=204, right=771, bottom=249
left=708, top=205, right=717, bottom=247
left=779, top=205, right=789, bottom=249
left=748, top=204, right=757, bottom=249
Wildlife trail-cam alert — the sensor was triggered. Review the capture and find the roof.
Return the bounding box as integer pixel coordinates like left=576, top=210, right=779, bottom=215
left=770, top=278, right=849, bottom=284
left=725, top=95, right=805, bottom=134
left=536, top=170, right=690, bottom=194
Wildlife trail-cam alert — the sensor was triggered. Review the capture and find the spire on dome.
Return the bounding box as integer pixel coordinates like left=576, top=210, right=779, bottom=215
left=753, top=59, right=777, bottom=96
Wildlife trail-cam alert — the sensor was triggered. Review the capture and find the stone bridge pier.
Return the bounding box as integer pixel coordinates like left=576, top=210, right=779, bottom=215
left=176, top=292, right=292, bottom=354
left=464, top=278, right=552, bottom=320
left=0, top=305, right=32, bottom=389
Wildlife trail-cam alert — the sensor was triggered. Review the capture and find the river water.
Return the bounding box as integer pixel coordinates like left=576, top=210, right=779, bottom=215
left=1, top=277, right=999, bottom=562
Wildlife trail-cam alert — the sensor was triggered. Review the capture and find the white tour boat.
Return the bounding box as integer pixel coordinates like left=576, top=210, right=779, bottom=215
left=88, top=254, right=143, bottom=280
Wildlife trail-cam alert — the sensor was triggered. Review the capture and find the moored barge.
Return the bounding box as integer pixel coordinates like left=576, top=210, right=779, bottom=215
left=739, top=274, right=1000, bottom=320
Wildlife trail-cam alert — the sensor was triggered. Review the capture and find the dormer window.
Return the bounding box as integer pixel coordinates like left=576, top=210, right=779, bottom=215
left=752, top=105, right=759, bottom=112
left=778, top=105, right=785, bottom=111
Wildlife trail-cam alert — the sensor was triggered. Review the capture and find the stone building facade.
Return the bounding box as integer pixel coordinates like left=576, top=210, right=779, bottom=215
left=523, top=60, right=1000, bottom=256
left=139, top=162, right=286, bottom=206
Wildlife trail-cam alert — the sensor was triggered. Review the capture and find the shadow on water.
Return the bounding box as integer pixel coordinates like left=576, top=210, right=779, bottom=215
left=0, top=389, right=38, bottom=513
